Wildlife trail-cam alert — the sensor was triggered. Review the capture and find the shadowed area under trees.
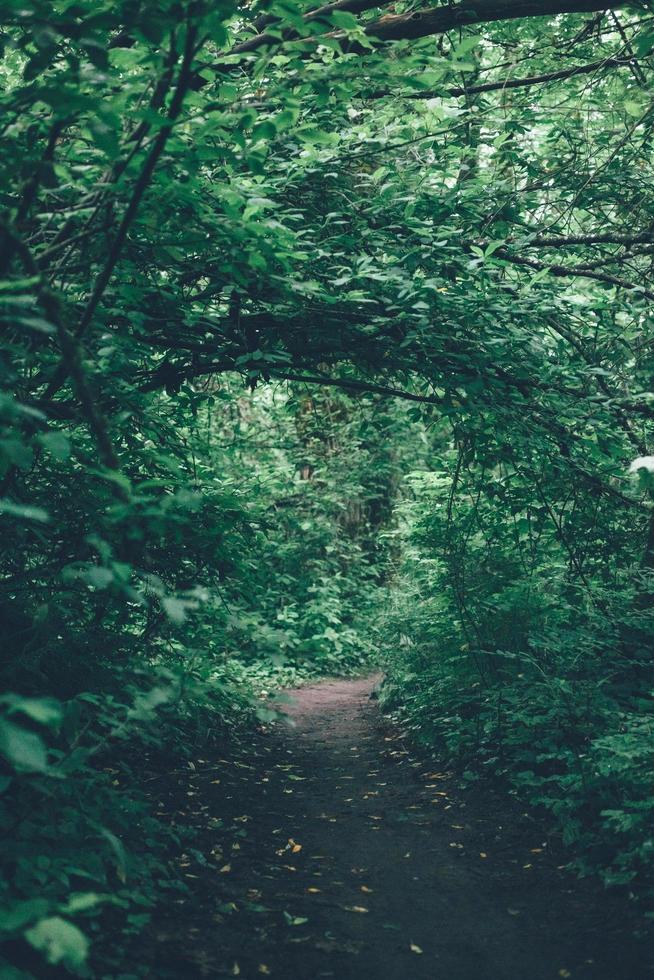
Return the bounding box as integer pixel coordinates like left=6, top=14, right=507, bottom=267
left=2, top=0, right=654, bottom=976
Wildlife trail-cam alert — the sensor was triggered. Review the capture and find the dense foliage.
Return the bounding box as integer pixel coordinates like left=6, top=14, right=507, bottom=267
left=2, top=0, right=654, bottom=973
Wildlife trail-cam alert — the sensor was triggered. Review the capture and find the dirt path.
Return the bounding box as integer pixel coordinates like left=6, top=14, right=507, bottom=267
left=135, top=676, right=653, bottom=979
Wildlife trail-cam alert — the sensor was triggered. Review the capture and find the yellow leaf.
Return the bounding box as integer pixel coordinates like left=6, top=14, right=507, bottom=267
left=307, top=887, right=321, bottom=893
left=258, top=966, right=270, bottom=975
left=360, top=885, right=373, bottom=893
left=559, top=971, right=571, bottom=978
left=479, top=852, right=488, bottom=859
left=410, top=943, right=423, bottom=955
left=219, top=864, right=231, bottom=873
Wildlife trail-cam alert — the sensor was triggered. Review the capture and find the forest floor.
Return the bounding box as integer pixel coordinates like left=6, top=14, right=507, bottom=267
left=124, top=676, right=654, bottom=980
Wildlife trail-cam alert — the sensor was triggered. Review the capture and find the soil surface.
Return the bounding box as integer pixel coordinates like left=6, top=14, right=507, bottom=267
left=132, top=675, right=654, bottom=979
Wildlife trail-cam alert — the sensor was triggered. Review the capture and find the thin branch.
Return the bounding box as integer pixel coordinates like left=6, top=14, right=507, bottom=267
left=3, top=225, right=125, bottom=489
left=494, top=247, right=654, bottom=300
left=271, top=371, right=444, bottom=404
left=368, top=56, right=633, bottom=101
left=499, top=230, right=654, bottom=247
left=42, top=21, right=200, bottom=401
left=74, top=25, right=199, bottom=343
left=448, top=56, right=633, bottom=96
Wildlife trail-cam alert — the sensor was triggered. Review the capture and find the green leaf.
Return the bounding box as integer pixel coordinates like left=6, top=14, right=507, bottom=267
left=38, top=432, right=71, bottom=461
left=0, top=499, right=50, bottom=523
left=283, top=911, right=309, bottom=926
left=330, top=10, right=359, bottom=29
left=162, top=596, right=188, bottom=623
left=5, top=696, right=62, bottom=727
left=85, top=566, right=114, bottom=589
left=0, top=720, right=49, bottom=773
left=24, top=917, right=89, bottom=969
left=0, top=899, right=50, bottom=933
left=60, top=893, right=105, bottom=914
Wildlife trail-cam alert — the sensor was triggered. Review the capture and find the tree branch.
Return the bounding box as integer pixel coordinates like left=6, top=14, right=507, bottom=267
left=369, top=56, right=634, bottom=101
left=41, top=21, right=200, bottom=401
left=447, top=56, right=632, bottom=96
left=494, top=247, right=654, bottom=300
left=362, top=0, right=630, bottom=44
left=499, top=230, right=654, bottom=247
left=216, top=0, right=630, bottom=64
left=271, top=371, right=444, bottom=404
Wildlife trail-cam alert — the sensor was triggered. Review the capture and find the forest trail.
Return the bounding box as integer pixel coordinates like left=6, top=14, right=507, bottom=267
left=139, top=677, right=652, bottom=980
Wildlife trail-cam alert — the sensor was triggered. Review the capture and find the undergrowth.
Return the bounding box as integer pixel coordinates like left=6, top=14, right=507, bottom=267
left=379, top=461, right=654, bottom=912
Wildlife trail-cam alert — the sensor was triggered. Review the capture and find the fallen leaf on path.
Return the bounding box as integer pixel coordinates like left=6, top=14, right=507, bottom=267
left=410, top=943, right=423, bottom=954
left=344, top=906, right=369, bottom=913
left=307, top=887, right=321, bottom=893
left=360, top=885, right=373, bottom=893
left=559, top=971, right=571, bottom=978
left=258, top=967, right=270, bottom=975
left=218, top=902, right=238, bottom=914
left=283, top=912, right=309, bottom=926
left=479, top=852, right=488, bottom=858
left=219, top=864, right=231, bottom=873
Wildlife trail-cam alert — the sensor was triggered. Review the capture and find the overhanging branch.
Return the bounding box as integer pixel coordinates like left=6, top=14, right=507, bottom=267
left=218, top=0, right=631, bottom=65
left=271, top=371, right=445, bottom=404
left=363, top=0, right=629, bottom=44
left=494, top=247, right=654, bottom=299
